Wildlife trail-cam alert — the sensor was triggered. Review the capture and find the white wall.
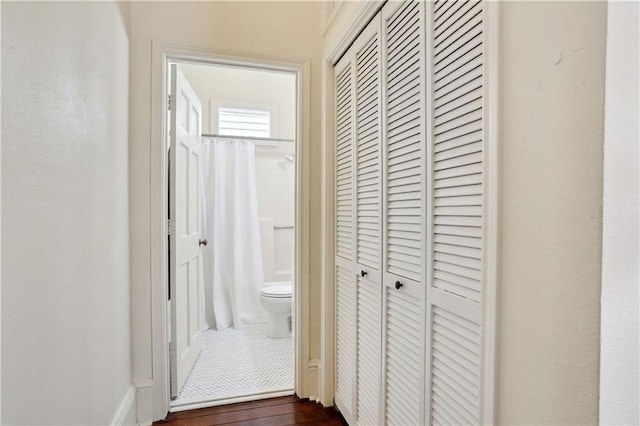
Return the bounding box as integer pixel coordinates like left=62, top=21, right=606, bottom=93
left=129, top=2, right=323, bottom=419
left=180, top=64, right=296, bottom=282
left=1, top=2, right=134, bottom=425
left=600, top=2, right=640, bottom=424
left=500, top=2, right=606, bottom=424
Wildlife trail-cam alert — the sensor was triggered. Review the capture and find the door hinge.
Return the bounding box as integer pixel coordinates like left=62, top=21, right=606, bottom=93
left=168, top=219, right=174, bottom=236
left=168, top=94, right=173, bottom=111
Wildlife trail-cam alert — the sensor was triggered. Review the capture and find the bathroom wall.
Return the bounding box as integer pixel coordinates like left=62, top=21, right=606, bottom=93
left=180, top=64, right=296, bottom=282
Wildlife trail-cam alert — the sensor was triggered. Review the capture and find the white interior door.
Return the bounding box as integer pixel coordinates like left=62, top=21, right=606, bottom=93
left=169, top=63, right=203, bottom=398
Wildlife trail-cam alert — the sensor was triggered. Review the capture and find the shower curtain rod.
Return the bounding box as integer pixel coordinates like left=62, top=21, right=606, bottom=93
left=201, top=134, right=295, bottom=143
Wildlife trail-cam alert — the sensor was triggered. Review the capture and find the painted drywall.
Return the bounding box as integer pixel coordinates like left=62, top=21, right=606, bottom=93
left=129, top=1, right=323, bottom=418
left=500, top=2, right=606, bottom=423
left=1, top=2, right=133, bottom=425
left=599, top=1, right=640, bottom=424
left=180, top=64, right=296, bottom=283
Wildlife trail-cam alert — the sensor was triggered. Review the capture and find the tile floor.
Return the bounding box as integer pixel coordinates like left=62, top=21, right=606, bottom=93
left=171, top=323, right=294, bottom=408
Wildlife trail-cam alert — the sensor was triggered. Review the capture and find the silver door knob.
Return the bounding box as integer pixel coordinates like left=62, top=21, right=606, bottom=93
left=199, top=239, right=208, bottom=246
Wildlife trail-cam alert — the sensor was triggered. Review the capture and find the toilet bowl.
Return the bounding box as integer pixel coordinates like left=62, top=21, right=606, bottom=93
left=259, top=282, right=292, bottom=338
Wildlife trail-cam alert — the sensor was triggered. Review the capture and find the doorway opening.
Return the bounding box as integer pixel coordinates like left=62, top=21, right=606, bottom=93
left=163, top=57, right=301, bottom=413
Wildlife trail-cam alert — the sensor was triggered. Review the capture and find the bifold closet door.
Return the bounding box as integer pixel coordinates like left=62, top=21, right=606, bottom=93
left=353, top=17, right=383, bottom=426
left=334, top=14, right=384, bottom=426
left=334, top=49, right=356, bottom=425
left=426, top=0, right=490, bottom=424
left=380, top=1, right=428, bottom=425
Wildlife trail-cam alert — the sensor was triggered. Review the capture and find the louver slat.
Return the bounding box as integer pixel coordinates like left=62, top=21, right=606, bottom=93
left=356, top=31, right=381, bottom=270
left=385, top=0, right=425, bottom=283
left=431, top=307, right=481, bottom=425
left=432, top=0, right=484, bottom=303
left=385, top=288, right=422, bottom=425
left=357, top=277, right=381, bottom=426
left=336, top=64, right=354, bottom=261
left=352, top=20, right=383, bottom=426
left=335, top=262, right=355, bottom=416
left=334, top=51, right=356, bottom=425
left=428, top=1, right=486, bottom=425
left=382, top=1, right=426, bottom=425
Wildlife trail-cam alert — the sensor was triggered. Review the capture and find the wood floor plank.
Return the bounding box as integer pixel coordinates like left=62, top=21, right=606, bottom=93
left=219, top=404, right=335, bottom=425
left=164, top=396, right=298, bottom=421
left=155, top=397, right=346, bottom=426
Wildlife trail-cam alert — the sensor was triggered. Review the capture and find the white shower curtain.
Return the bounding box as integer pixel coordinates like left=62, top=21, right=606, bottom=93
left=201, top=137, right=267, bottom=330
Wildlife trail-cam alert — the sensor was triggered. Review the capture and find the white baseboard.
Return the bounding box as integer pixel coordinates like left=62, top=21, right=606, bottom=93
left=110, top=385, right=136, bottom=426
left=135, top=379, right=154, bottom=425
left=307, top=359, right=321, bottom=402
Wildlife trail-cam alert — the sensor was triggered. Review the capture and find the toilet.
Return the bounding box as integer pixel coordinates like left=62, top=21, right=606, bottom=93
left=259, top=281, right=293, bottom=338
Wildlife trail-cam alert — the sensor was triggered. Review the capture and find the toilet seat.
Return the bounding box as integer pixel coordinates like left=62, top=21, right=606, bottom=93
left=260, top=283, right=292, bottom=298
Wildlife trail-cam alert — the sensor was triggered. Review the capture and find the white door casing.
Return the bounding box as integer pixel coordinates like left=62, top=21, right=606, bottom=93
left=169, top=63, right=204, bottom=398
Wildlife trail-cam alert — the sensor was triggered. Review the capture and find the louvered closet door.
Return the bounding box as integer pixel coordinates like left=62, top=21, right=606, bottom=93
left=334, top=49, right=357, bottom=425
left=380, top=1, right=428, bottom=425
left=426, top=1, right=488, bottom=424
left=353, top=17, right=383, bottom=426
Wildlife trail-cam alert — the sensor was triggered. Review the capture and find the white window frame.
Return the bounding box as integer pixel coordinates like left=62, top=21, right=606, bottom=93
left=210, top=100, right=278, bottom=145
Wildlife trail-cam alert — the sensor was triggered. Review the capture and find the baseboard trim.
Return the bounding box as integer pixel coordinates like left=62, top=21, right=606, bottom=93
left=135, top=379, right=154, bottom=425
left=110, top=385, right=136, bottom=426
left=307, top=359, right=321, bottom=402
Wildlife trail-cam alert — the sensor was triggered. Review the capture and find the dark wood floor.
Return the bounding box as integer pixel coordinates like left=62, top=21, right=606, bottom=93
left=155, top=395, right=347, bottom=426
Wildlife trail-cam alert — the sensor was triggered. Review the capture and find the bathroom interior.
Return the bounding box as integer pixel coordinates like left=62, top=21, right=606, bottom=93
left=169, top=63, right=297, bottom=409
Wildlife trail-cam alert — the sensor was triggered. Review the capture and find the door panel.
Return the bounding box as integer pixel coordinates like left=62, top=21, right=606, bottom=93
left=170, top=63, right=203, bottom=398
left=381, top=1, right=428, bottom=424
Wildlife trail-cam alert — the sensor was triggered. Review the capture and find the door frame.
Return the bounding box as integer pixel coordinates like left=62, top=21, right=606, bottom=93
left=150, top=41, right=311, bottom=420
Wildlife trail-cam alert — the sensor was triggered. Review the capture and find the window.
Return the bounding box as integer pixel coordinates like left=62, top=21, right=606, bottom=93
left=217, top=107, right=271, bottom=138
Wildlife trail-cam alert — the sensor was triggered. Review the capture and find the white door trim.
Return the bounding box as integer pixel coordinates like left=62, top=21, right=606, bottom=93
left=149, top=41, right=311, bottom=421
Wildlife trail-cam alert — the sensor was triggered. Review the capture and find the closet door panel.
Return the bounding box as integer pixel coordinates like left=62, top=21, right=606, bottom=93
left=383, top=0, right=427, bottom=286
left=356, top=275, right=381, bottom=426
left=334, top=51, right=357, bottom=424
left=336, top=57, right=355, bottom=262
left=427, top=1, right=489, bottom=424
left=355, top=18, right=382, bottom=272
left=353, top=18, right=383, bottom=426
left=381, top=1, right=427, bottom=425
left=335, top=257, right=356, bottom=421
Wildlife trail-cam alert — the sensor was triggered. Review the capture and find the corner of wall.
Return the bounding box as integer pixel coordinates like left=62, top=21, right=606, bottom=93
left=110, top=385, right=137, bottom=426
